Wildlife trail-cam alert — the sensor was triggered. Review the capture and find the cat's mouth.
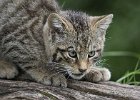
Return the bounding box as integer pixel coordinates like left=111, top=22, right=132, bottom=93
left=67, top=71, right=86, bottom=80
left=65, top=66, right=86, bottom=80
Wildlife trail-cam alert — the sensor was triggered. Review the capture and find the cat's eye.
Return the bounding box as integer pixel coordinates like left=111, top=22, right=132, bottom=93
left=68, top=50, right=77, bottom=58
left=88, top=51, right=95, bottom=58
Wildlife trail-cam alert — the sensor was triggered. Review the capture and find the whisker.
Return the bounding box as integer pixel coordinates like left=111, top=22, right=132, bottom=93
left=99, top=28, right=106, bottom=31
left=50, top=70, right=67, bottom=77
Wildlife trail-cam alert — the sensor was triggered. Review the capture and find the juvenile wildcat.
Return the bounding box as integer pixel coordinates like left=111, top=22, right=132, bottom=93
left=0, top=0, right=113, bottom=87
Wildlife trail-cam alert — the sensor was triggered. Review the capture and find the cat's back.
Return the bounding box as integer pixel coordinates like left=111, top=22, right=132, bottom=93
left=0, top=0, right=60, bottom=43
left=0, top=0, right=60, bottom=57
left=0, top=0, right=60, bottom=31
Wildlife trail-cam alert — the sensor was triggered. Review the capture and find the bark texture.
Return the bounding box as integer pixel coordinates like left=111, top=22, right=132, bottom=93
left=0, top=79, right=140, bottom=100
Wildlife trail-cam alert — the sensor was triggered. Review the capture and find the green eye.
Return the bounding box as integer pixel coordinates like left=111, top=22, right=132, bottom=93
left=88, top=51, right=95, bottom=58
left=68, top=50, right=77, bottom=58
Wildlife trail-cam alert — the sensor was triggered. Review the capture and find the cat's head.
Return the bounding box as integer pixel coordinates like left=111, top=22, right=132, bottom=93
left=43, top=11, right=113, bottom=79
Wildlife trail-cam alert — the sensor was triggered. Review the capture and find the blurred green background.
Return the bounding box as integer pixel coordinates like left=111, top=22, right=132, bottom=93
left=58, top=0, right=140, bottom=82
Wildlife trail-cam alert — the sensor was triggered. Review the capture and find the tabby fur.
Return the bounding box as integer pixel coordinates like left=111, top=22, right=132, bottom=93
left=0, top=0, right=113, bottom=87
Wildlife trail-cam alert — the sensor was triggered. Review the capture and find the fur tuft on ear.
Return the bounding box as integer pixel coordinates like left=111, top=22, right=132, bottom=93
left=90, top=14, right=113, bottom=36
left=47, top=13, right=74, bottom=32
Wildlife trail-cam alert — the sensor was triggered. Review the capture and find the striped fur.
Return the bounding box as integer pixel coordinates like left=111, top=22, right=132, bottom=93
left=0, top=0, right=113, bottom=87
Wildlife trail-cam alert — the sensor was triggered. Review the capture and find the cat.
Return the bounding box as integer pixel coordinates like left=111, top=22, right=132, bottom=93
left=0, top=0, right=113, bottom=87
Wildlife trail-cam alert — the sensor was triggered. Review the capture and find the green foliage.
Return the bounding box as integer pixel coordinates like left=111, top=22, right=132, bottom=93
left=104, top=51, right=140, bottom=85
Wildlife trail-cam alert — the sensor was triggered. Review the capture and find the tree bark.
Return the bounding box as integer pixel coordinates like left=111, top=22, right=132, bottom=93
left=0, top=79, right=140, bottom=100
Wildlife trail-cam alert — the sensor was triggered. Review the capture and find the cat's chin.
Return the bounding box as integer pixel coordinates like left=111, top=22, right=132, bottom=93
left=68, top=72, right=86, bottom=80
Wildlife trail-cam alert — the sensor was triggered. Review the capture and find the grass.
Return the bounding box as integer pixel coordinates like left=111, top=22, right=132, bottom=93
left=103, top=51, right=140, bottom=85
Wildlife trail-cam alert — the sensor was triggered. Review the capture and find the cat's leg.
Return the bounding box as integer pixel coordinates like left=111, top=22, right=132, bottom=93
left=0, top=59, right=18, bottom=79
left=85, top=67, right=111, bottom=82
left=24, top=63, right=67, bottom=87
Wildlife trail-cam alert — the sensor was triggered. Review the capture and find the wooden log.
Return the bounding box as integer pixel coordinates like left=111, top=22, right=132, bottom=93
left=0, top=79, right=140, bottom=100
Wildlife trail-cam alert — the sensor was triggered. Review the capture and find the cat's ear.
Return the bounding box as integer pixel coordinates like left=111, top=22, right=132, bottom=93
left=46, top=13, right=74, bottom=32
left=90, top=14, right=113, bottom=36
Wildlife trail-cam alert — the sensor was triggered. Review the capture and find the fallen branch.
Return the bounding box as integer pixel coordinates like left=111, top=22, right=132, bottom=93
left=0, top=79, right=140, bottom=100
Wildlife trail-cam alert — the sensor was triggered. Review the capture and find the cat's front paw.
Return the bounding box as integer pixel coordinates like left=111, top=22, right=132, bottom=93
left=0, top=60, right=18, bottom=79
left=100, top=68, right=111, bottom=81
left=42, top=74, right=67, bottom=87
left=85, top=68, right=111, bottom=82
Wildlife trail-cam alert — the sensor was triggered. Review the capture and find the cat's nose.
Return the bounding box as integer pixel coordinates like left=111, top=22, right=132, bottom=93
left=79, top=68, right=87, bottom=73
